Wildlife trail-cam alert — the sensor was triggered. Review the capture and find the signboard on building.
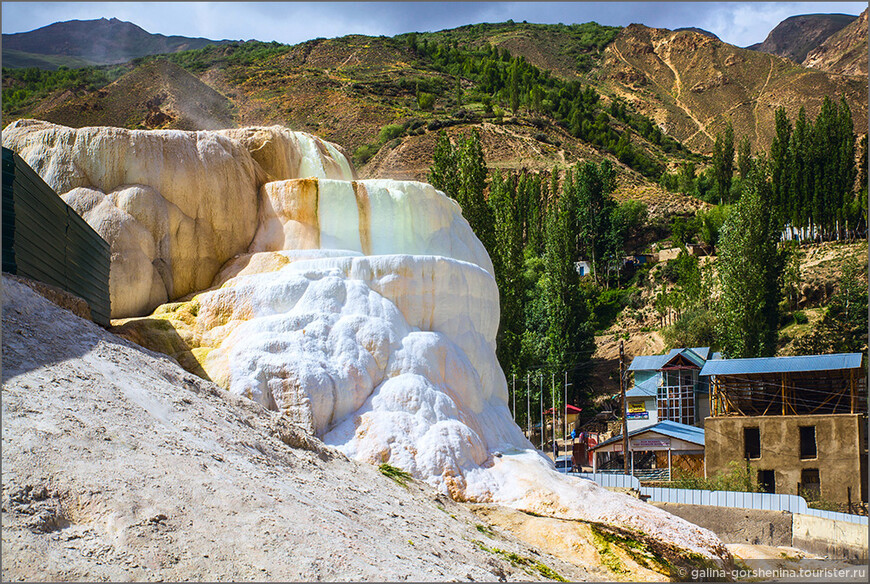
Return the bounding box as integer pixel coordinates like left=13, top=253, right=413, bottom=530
left=631, top=438, right=671, bottom=449
left=627, top=401, right=648, bottom=419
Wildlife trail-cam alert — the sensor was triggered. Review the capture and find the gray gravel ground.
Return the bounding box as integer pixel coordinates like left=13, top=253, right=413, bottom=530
left=2, top=275, right=592, bottom=582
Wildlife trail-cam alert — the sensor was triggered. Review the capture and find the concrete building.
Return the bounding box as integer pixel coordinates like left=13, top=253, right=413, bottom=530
left=702, top=353, right=867, bottom=505
left=626, top=347, right=720, bottom=433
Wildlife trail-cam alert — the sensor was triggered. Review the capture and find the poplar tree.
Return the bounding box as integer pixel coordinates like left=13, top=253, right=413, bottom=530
left=489, top=170, right=524, bottom=375
left=737, top=136, right=752, bottom=180
left=428, top=130, right=495, bottom=254
left=717, top=161, right=785, bottom=358
left=712, top=121, right=735, bottom=204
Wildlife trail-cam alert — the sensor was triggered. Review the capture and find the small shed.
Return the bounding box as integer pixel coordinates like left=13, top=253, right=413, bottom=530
left=575, top=260, right=592, bottom=277
left=592, top=420, right=705, bottom=480
left=2, top=147, right=111, bottom=325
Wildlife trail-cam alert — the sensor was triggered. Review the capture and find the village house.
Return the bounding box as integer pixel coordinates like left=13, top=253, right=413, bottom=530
left=594, top=347, right=867, bottom=506
left=624, top=346, right=720, bottom=432
left=591, top=347, right=719, bottom=477
left=703, top=353, right=867, bottom=505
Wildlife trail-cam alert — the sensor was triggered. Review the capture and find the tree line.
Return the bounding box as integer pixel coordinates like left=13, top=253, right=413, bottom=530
left=655, top=97, right=866, bottom=359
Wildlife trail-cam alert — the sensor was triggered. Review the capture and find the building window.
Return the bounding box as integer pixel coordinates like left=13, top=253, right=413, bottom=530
left=758, top=470, right=775, bottom=494
left=799, top=426, right=817, bottom=459
left=657, top=369, right=695, bottom=425
left=744, top=427, right=761, bottom=459
left=800, top=468, right=821, bottom=500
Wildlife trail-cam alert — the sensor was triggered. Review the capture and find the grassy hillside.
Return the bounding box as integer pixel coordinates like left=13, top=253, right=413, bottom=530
left=3, top=33, right=702, bottom=188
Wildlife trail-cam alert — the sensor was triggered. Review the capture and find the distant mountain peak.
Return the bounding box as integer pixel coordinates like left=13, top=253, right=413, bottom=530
left=2, top=17, right=231, bottom=67
left=802, top=8, right=868, bottom=76
left=747, top=13, right=857, bottom=63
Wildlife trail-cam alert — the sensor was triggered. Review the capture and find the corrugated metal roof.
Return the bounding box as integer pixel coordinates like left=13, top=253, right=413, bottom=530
left=629, top=347, right=712, bottom=371
left=700, top=353, right=864, bottom=377
left=626, top=375, right=659, bottom=397
left=688, top=347, right=710, bottom=360
left=594, top=420, right=705, bottom=449
left=628, top=349, right=680, bottom=371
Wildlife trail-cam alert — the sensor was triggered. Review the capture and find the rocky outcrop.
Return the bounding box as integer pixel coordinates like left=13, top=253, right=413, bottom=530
left=803, top=9, right=868, bottom=76
left=747, top=13, right=857, bottom=63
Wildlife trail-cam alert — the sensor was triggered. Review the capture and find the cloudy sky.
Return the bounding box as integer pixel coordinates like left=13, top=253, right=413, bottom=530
left=2, top=2, right=866, bottom=48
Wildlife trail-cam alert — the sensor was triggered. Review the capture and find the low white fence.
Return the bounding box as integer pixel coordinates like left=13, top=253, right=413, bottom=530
left=573, top=472, right=868, bottom=526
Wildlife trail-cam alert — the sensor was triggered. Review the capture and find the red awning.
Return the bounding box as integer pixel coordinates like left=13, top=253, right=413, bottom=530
left=544, top=405, right=582, bottom=414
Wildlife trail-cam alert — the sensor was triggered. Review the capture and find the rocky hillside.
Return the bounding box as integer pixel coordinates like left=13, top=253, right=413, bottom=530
left=803, top=8, right=868, bottom=76
left=2, top=18, right=232, bottom=68
left=407, top=20, right=867, bottom=155
left=30, top=60, right=235, bottom=130
left=593, top=24, right=867, bottom=155
left=746, top=13, right=857, bottom=63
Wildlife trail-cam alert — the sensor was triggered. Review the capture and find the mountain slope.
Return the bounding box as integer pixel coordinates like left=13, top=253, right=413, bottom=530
left=746, top=13, right=857, bottom=63
left=593, top=24, right=867, bottom=154
left=2, top=18, right=232, bottom=66
left=1, top=49, right=95, bottom=70
left=405, top=21, right=866, bottom=155
left=30, top=60, right=236, bottom=131
left=803, top=8, right=868, bottom=75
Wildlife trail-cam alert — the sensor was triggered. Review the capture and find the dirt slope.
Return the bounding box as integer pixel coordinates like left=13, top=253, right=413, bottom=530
left=33, top=60, right=236, bottom=131
left=1, top=275, right=594, bottom=582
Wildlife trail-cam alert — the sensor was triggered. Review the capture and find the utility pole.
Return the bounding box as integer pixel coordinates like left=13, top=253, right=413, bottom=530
left=526, top=374, right=531, bottom=440
left=619, top=340, right=629, bottom=475
left=563, top=371, right=569, bottom=446
left=512, top=373, right=516, bottom=420
left=539, top=373, right=544, bottom=451
left=551, top=372, right=556, bottom=457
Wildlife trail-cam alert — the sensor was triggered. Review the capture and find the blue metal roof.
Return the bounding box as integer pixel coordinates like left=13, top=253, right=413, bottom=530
left=628, top=349, right=679, bottom=371
left=687, top=347, right=711, bottom=361
left=700, top=353, right=864, bottom=377
left=628, top=347, right=713, bottom=372
left=594, top=420, right=705, bottom=449
left=626, top=375, right=658, bottom=397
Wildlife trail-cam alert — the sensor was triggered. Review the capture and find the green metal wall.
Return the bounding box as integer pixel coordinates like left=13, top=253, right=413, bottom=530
left=2, top=147, right=111, bottom=326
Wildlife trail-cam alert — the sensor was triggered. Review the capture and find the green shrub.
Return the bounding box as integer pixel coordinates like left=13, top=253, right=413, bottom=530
left=417, top=91, right=435, bottom=111
left=378, top=463, right=412, bottom=487
left=378, top=124, right=405, bottom=144
left=353, top=143, right=379, bottom=165
left=664, top=460, right=762, bottom=492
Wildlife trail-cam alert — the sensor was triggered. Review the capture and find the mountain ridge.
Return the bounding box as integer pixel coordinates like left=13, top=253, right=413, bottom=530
left=802, top=8, right=868, bottom=75
left=745, top=13, right=857, bottom=63
left=2, top=17, right=236, bottom=68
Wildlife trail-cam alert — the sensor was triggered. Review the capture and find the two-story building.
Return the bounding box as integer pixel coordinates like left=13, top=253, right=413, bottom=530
left=703, top=353, right=867, bottom=505
left=591, top=347, right=719, bottom=478
left=625, top=346, right=721, bottom=433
